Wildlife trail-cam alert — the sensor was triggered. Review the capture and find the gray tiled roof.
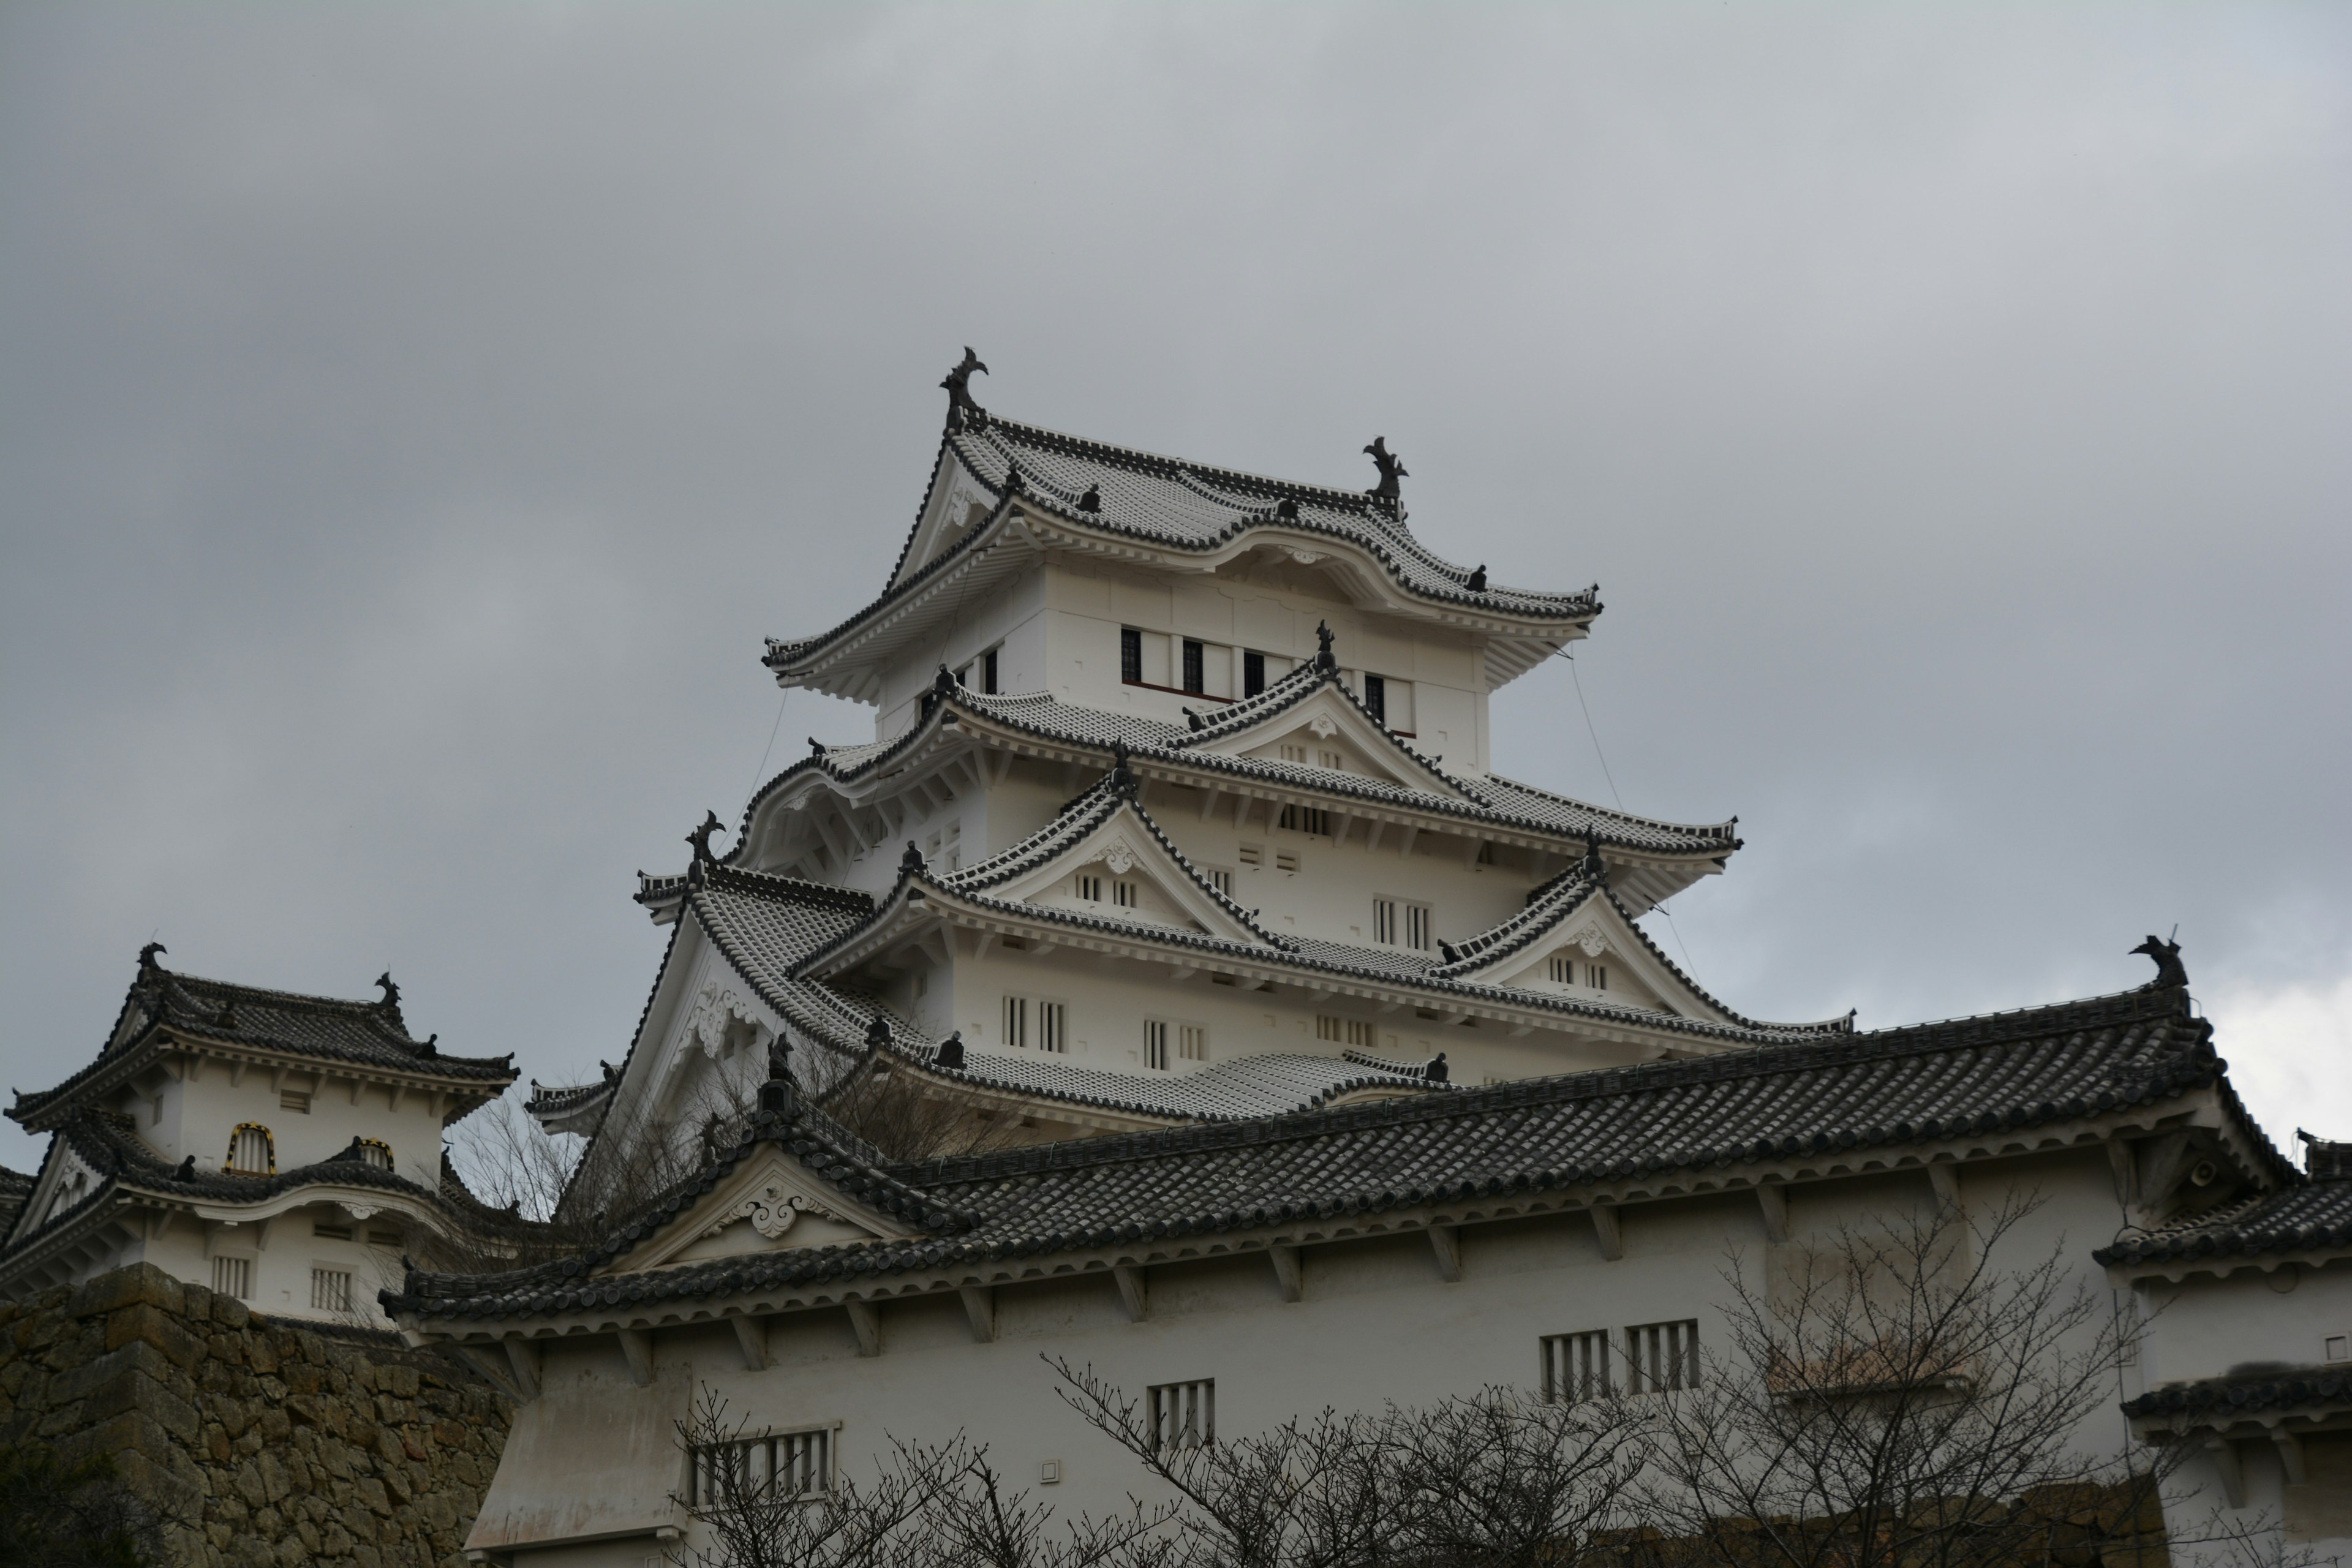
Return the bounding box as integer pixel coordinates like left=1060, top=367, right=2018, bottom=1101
left=388, top=983, right=2254, bottom=1322
left=10, top=965, right=514, bottom=1127
left=2094, top=1174, right=2352, bottom=1269
left=764, top=415, right=1602, bottom=681
left=2122, top=1368, right=2352, bottom=1424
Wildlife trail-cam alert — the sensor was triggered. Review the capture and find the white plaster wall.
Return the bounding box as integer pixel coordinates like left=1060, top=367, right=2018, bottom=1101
left=110, top=1055, right=447, bottom=1182
left=872, top=567, right=1049, bottom=744
left=2135, top=1260, right=2352, bottom=1387
left=487, top=1155, right=2144, bottom=1566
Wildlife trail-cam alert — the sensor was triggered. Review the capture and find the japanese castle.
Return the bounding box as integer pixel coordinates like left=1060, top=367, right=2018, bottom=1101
left=4, top=358, right=2344, bottom=1564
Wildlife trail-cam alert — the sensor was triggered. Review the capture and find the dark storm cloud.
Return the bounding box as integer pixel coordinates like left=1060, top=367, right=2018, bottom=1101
left=4, top=4, right=2347, bottom=1170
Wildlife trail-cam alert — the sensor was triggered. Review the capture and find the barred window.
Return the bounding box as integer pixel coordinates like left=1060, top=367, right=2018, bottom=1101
left=1362, top=674, right=1386, bottom=724
left=1182, top=639, right=1205, bottom=695
left=1039, top=1001, right=1066, bottom=1054
left=1204, top=867, right=1233, bottom=897
left=1148, top=1379, right=1214, bottom=1452
left=1625, top=1319, right=1700, bottom=1393
left=1077, top=875, right=1103, bottom=902
left=1377, top=899, right=1432, bottom=951
left=1315, top=1016, right=1375, bottom=1049
left=1112, top=880, right=1138, bottom=908
left=689, top=1428, right=833, bottom=1506
left=1274, top=850, right=1300, bottom=873
left=211, top=1256, right=252, bottom=1300
left=1237, top=844, right=1263, bottom=869
left=1178, top=1024, right=1208, bottom=1062
left=1120, top=628, right=1143, bottom=684
left=311, top=1268, right=353, bottom=1313
left=1003, top=996, right=1028, bottom=1049
left=1145, top=1019, right=1170, bottom=1071
left=224, top=1123, right=274, bottom=1176
left=1276, top=804, right=1330, bottom=836
left=1541, top=1330, right=1611, bottom=1403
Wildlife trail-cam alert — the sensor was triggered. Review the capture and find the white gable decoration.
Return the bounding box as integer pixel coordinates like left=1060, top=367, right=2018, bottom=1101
left=615, top=1146, right=914, bottom=1273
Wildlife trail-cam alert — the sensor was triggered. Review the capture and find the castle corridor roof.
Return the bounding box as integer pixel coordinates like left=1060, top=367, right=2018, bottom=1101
left=10, top=963, right=516, bottom=1129
left=388, top=984, right=2252, bottom=1323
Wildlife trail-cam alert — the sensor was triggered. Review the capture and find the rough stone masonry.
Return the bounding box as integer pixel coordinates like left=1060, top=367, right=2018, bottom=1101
left=0, top=1262, right=513, bottom=1568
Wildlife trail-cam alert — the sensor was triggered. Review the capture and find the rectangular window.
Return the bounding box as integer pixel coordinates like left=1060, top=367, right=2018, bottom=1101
left=1549, top=956, right=1573, bottom=984
left=1243, top=650, right=1266, bottom=697
left=1276, top=805, right=1330, bottom=835
left=1278, top=743, right=1307, bottom=763
left=1625, top=1319, right=1700, bottom=1393
left=1541, top=1331, right=1613, bottom=1404
left=1003, top=996, right=1028, bottom=1049
left=1039, top=1001, right=1066, bottom=1054
left=1377, top=899, right=1432, bottom=951
left=981, top=648, right=999, bottom=695
left=1144, top=1020, right=1170, bottom=1071
left=279, top=1091, right=311, bottom=1114
left=1178, top=1025, right=1207, bottom=1061
left=1589, top=963, right=1608, bottom=992
left=1274, top=850, right=1300, bottom=873
left=1315, top=1016, right=1376, bottom=1049
left=1182, top=639, right=1205, bottom=695
left=1406, top=904, right=1431, bottom=952
left=1077, top=874, right=1103, bottom=902
left=211, top=1256, right=251, bottom=1300
left=1205, top=867, right=1233, bottom=897
left=1363, top=674, right=1386, bottom=724
left=1112, top=880, right=1138, bottom=908
left=311, top=1268, right=353, bottom=1314
left=1374, top=899, right=1396, bottom=945
left=1147, top=1380, right=1214, bottom=1453
left=689, top=1428, right=834, bottom=1505
left=312, top=1221, right=354, bottom=1241
left=2328, top=1335, right=2350, bottom=1363
left=1121, top=627, right=1143, bottom=684
left=1237, top=844, right=1263, bottom=869
left=1317, top=750, right=1344, bottom=772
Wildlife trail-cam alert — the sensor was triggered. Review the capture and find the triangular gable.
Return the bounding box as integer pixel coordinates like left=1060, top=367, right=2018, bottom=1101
left=1180, top=669, right=1473, bottom=801
left=1442, top=882, right=1735, bottom=1026
left=892, top=448, right=1001, bottom=590
left=4, top=1132, right=110, bottom=1251
left=947, top=787, right=1281, bottom=948
left=609, top=1144, right=915, bottom=1273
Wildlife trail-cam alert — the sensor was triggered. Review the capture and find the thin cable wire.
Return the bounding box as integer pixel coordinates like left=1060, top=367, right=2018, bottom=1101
left=746, top=688, right=788, bottom=808
left=1555, top=647, right=1700, bottom=976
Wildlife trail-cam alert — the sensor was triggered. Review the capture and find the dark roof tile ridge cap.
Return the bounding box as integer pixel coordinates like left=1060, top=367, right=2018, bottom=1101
left=1433, top=871, right=1600, bottom=971
left=526, top=1078, right=614, bottom=1111
left=1170, top=662, right=1476, bottom=799
left=764, top=447, right=1020, bottom=671
left=2119, top=1368, right=2352, bottom=1419
left=420, top=1107, right=976, bottom=1298
left=970, top=423, right=1594, bottom=617
left=546, top=914, right=692, bottom=1215
left=1856, top=982, right=2195, bottom=1045
left=943, top=692, right=1732, bottom=854
left=938, top=779, right=1289, bottom=948
left=153, top=971, right=400, bottom=1019
left=687, top=896, right=907, bottom=1058
left=1585, top=884, right=1852, bottom=1035
left=920, top=881, right=1833, bottom=1042
left=152, top=1018, right=516, bottom=1076
left=906, top=1000, right=2174, bottom=1189
left=1480, top=767, right=1742, bottom=841
left=980, top=413, right=1379, bottom=510
left=700, top=862, right=878, bottom=913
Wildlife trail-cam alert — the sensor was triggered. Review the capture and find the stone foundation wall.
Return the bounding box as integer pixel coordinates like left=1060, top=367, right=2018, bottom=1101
left=0, top=1262, right=513, bottom=1568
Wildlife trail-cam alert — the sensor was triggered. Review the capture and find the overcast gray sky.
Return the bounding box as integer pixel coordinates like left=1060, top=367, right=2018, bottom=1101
left=4, top=3, right=2347, bottom=1177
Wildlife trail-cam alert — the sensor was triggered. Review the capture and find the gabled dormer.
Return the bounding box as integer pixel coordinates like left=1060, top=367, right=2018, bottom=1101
left=1178, top=641, right=1475, bottom=800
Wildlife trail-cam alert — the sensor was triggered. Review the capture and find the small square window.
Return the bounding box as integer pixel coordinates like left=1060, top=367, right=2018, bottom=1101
left=1147, top=1379, right=1214, bottom=1452
left=1077, top=875, right=1103, bottom=902
left=1112, top=880, right=1138, bottom=908
left=1541, top=1330, right=1611, bottom=1403
left=279, top=1091, right=311, bottom=1114
left=1237, top=844, right=1263, bottom=868
left=1275, top=850, right=1300, bottom=873
left=311, top=1268, right=353, bottom=1314
left=211, top=1256, right=252, bottom=1300
left=2326, top=1335, right=2348, bottom=1363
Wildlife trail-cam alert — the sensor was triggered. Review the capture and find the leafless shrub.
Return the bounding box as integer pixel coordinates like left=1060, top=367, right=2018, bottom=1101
left=1050, top=1358, right=1646, bottom=1568
left=668, top=1387, right=1166, bottom=1568
left=816, top=1057, right=1031, bottom=1166
left=1624, top=1189, right=2174, bottom=1568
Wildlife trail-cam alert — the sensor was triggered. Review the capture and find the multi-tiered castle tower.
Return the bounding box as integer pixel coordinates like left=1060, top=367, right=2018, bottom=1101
left=532, top=358, right=1850, bottom=1171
